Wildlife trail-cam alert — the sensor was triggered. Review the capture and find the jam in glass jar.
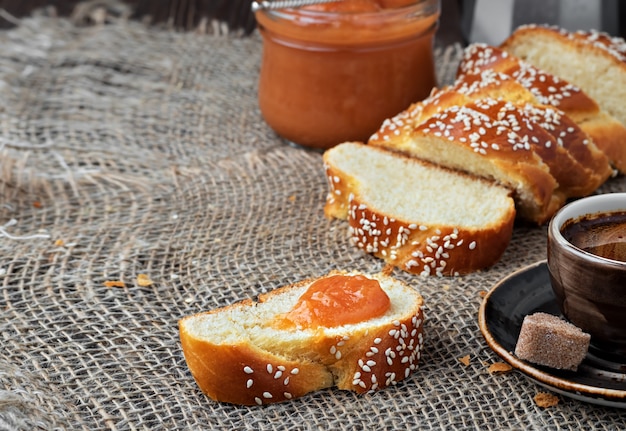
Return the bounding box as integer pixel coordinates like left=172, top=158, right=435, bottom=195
left=255, top=0, right=441, bottom=150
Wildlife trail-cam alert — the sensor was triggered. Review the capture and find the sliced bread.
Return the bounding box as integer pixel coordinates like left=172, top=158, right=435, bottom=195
left=323, top=142, right=515, bottom=276
left=501, top=25, right=626, bottom=126
left=179, top=269, right=425, bottom=405
left=460, top=42, right=626, bottom=173
left=370, top=94, right=559, bottom=224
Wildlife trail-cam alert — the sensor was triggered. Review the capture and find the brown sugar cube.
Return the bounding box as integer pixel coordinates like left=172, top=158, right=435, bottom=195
left=514, top=312, right=590, bottom=371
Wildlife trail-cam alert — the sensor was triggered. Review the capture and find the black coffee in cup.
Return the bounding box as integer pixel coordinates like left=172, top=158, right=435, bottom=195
left=561, top=210, right=626, bottom=262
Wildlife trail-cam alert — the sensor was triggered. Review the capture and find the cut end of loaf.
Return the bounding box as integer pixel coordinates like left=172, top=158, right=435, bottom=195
left=502, top=25, right=626, bottom=142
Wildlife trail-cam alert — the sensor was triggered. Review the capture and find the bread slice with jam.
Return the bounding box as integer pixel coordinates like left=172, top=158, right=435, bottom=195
left=179, top=269, right=425, bottom=405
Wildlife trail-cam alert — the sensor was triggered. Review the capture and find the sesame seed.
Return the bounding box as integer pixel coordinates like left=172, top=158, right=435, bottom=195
left=263, top=392, right=273, bottom=399
left=255, top=397, right=263, bottom=406
left=244, top=366, right=254, bottom=374
left=246, top=379, right=253, bottom=388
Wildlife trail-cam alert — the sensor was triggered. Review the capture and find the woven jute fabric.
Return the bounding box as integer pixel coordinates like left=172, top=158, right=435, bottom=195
left=0, top=13, right=625, bottom=431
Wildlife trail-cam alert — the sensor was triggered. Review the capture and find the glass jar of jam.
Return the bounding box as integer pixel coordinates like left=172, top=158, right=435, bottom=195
left=255, top=0, right=440, bottom=150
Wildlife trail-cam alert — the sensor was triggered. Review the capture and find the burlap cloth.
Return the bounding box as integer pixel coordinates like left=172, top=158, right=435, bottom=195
left=0, top=10, right=625, bottom=431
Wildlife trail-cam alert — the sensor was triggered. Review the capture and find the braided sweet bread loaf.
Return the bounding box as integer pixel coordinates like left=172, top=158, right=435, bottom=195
left=325, top=25, right=625, bottom=274
left=459, top=42, right=626, bottom=173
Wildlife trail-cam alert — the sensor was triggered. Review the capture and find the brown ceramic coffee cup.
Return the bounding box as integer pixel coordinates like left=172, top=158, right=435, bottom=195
left=547, top=193, right=626, bottom=360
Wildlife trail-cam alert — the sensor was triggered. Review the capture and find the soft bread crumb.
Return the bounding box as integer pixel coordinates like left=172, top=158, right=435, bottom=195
left=458, top=355, right=470, bottom=366
left=326, top=142, right=513, bottom=227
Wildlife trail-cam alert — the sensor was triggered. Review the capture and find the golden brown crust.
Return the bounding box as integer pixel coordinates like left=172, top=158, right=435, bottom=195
left=331, top=312, right=424, bottom=392
left=500, top=26, right=626, bottom=172
left=179, top=271, right=425, bottom=405
left=347, top=197, right=514, bottom=276
left=457, top=43, right=600, bottom=116
left=413, top=79, right=609, bottom=200
left=579, top=113, right=626, bottom=172
left=458, top=43, right=621, bottom=174
left=179, top=330, right=333, bottom=406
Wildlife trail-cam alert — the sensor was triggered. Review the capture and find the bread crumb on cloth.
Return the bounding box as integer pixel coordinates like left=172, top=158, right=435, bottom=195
left=104, top=280, right=125, bottom=288
left=534, top=392, right=559, bottom=408
left=459, top=355, right=471, bottom=366
left=137, top=273, right=153, bottom=287
left=488, top=362, right=513, bottom=374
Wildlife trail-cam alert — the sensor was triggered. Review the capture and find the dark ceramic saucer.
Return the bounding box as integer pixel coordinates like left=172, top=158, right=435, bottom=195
left=479, top=260, right=626, bottom=408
